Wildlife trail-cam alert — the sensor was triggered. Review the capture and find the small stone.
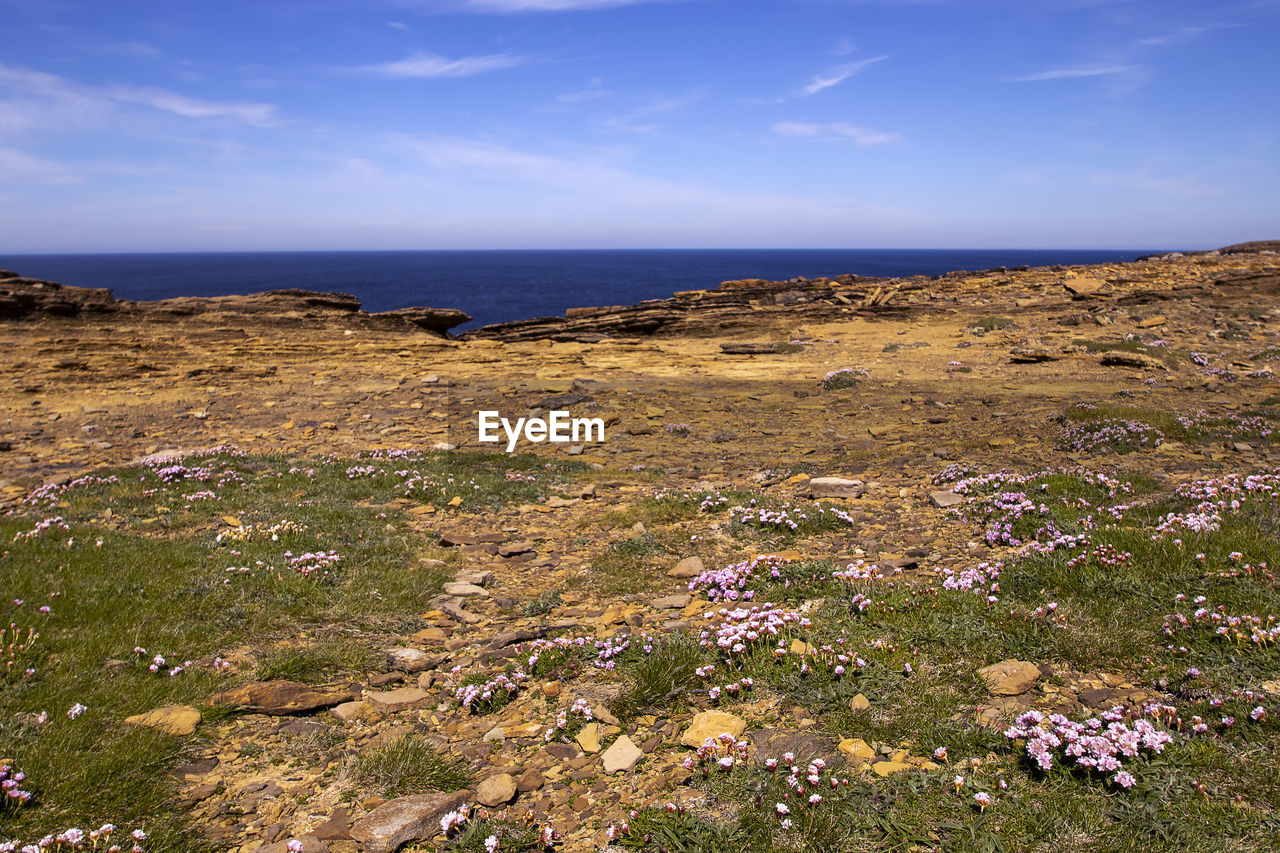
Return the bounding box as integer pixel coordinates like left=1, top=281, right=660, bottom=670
left=978, top=659, right=1042, bottom=696
left=849, top=693, right=871, bottom=712
left=1136, top=315, right=1167, bottom=328
left=575, top=722, right=604, bottom=753
left=124, top=705, right=201, bottom=736
left=365, top=686, right=430, bottom=711
left=601, top=735, right=644, bottom=774
left=384, top=647, right=439, bottom=672
left=808, top=477, right=864, bottom=499
left=680, top=710, right=746, bottom=747
left=330, top=701, right=368, bottom=722
left=929, top=490, right=964, bottom=508
left=651, top=593, right=692, bottom=610
left=838, top=738, right=875, bottom=762
left=442, top=582, right=489, bottom=597
left=411, top=627, right=447, bottom=645
left=499, top=540, right=536, bottom=558
left=476, top=773, right=517, bottom=807
left=515, top=768, right=545, bottom=792
left=668, top=556, right=704, bottom=578
left=872, top=760, right=912, bottom=776
left=542, top=680, right=562, bottom=698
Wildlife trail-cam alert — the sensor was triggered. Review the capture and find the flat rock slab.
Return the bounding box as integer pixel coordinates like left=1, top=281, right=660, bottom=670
left=680, top=710, right=747, bottom=747
left=350, top=790, right=470, bottom=853
left=442, top=581, right=490, bottom=597
left=499, top=540, right=536, bottom=558
left=651, top=593, right=692, bottom=609
left=124, top=705, right=201, bottom=736
left=602, top=734, right=644, bottom=773
left=210, top=681, right=359, bottom=715
left=979, top=659, right=1042, bottom=696
left=929, top=490, right=964, bottom=508
left=808, top=477, right=864, bottom=499
left=365, top=686, right=431, bottom=711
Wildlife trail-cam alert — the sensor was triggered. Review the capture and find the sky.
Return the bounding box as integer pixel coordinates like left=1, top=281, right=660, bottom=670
left=0, top=0, right=1277, bottom=252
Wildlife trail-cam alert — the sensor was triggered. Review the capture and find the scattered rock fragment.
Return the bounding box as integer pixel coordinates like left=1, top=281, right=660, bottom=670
left=978, top=659, right=1042, bottom=696
left=124, top=705, right=201, bottom=736
left=680, top=710, right=746, bottom=747
left=602, top=735, right=644, bottom=773
left=929, top=490, right=964, bottom=508
left=807, top=477, right=864, bottom=499
left=476, top=773, right=517, bottom=807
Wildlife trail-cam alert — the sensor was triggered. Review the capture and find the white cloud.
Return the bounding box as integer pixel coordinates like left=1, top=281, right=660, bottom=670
left=0, top=62, right=281, bottom=130
left=800, top=56, right=887, bottom=96
left=357, top=50, right=525, bottom=78
left=110, top=86, right=280, bottom=126
left=772, top=121, right=901, bottom=146
left=1006, top=64, right=1141, bottom=82
left=387, top=21, right=411, bottom=30
left=0, top=146, right=79, bottom=185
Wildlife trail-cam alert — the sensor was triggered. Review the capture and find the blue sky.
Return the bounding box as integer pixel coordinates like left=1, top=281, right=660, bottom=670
left=1, top=0, right=1277, bottom=251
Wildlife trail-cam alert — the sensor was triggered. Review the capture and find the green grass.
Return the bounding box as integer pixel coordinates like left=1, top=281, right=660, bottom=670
left=0, top=448, right=572, bottom=849
left=614, top=465, right=1280, bottom=852
left=969, top=316, right=1019, bottom=334
left=349, top=733, right=471, bottom=799
left=254, top=634, right=379, bottom=683
left=1074, top=338, right=1184, bottom=368
left=610, top=636, right=709, bottom=722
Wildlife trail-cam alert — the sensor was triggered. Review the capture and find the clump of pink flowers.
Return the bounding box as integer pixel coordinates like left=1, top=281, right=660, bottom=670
left=455, top=671, right=529, bottom=713
left=1004, top=706, right=1173, bottom=788
left=681, top=733, right=750, bottom=774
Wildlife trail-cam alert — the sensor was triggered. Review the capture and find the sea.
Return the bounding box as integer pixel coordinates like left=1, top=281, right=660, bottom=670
left=0, top=249, right=1158, bottom=332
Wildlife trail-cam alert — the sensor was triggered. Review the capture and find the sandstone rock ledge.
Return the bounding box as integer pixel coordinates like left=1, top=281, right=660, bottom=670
left=0, top=271, right=471, bottom=336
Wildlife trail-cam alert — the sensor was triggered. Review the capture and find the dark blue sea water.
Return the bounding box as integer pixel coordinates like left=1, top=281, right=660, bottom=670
left=1, top=249, right=1158, bottom=331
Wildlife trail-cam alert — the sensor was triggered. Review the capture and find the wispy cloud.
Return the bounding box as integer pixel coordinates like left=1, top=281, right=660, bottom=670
left=356, top=50, right=525, bottom=78
left=1136, top=24, right=1232, bottom=47
left=800, top=55, right=887, bottom=96
left=1005, top=63, right=1141, bottom=82
left=387, top=21, right=411, bottom=30
left=0, top=62, right=282, bottom=130
left=601, top=88, right=706, bottom=133
left=110, top=86, right=280, bottom=125
left=772, top=120, right=901, bottom=146
left=0, top=146, right=79, bottom=185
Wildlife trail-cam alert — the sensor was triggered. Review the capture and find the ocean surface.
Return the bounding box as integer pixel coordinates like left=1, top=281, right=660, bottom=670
left=1, top=249, right=1158, bottom=331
